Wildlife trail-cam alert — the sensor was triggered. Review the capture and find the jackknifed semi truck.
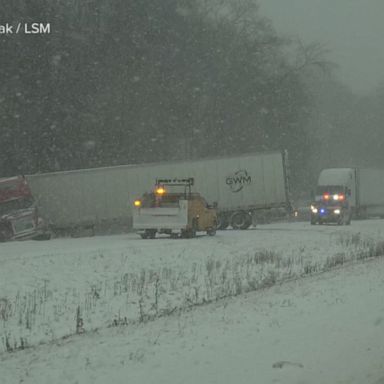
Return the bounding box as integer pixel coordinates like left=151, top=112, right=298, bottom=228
left=26, top=151, right=292, bottom=235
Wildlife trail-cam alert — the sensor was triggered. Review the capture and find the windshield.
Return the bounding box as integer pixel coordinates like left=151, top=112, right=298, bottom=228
left=316, top=185, right=345, bottom=195
left=0, top=197, right=34, bottom=217
left=141, top=192, right=192, bottom=208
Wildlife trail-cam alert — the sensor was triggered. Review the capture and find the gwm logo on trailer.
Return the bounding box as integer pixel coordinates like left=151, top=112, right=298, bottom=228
left=226, top=170, right=252, bottom=192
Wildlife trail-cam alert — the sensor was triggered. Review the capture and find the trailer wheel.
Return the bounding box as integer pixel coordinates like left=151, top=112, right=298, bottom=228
left=230, top=211, right=252, bottom=230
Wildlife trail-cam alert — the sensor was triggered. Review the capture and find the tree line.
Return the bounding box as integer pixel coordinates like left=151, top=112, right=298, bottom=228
left=1, top=0, right=383, bottom=197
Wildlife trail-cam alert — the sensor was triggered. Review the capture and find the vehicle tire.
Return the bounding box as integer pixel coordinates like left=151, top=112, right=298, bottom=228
left=310, top=215, right=317, bottom=225
left=230, top=211, right=252, bottom=230
left=217, top=214, right=229, bottom=230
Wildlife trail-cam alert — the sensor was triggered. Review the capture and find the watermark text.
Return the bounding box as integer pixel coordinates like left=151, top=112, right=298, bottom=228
left=0, top=23, right=51, bottom=35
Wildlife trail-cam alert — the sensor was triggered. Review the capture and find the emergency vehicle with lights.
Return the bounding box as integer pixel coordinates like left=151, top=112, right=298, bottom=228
left=0, top=176, right=51, bottom=241
left=132, top=178, right=217, bottom=238
left=310, top=189, right=351, bottom=225
left=310, top=167, right=384, bottom=224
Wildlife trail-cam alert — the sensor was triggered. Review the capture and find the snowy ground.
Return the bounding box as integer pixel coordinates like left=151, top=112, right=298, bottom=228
left=1, top=247, right=384, bottom=383
left=1, top=220, right=384, bottom=382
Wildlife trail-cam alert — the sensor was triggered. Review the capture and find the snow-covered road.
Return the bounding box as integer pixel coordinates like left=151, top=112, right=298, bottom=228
left=2, top=246, right=384, bottom=384
left=1, top=219, right=384, bottom=297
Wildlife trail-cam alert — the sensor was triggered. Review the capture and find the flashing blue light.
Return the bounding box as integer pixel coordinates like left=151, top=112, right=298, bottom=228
left=320, top=208, right=326, bottom=215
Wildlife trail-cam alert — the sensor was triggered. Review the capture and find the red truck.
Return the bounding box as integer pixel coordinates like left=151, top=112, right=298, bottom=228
left=0, top=176, right=50, bottom=242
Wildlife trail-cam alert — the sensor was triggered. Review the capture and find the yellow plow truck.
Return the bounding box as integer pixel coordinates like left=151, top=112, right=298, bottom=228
left=132, top=178, right=217, bottom=239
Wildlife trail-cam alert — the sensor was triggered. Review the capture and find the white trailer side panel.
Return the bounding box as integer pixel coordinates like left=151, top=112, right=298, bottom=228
left=125, top=152, right=288, bottom=211
left=26, top=151, right=289, bottom=229
left=358, top=169, right=384, bottom=216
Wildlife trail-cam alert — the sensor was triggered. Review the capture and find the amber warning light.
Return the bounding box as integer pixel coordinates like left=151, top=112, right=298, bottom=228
left=134, top=200, right=142, bottom=207
left=155, top=187, right=166, bottom=195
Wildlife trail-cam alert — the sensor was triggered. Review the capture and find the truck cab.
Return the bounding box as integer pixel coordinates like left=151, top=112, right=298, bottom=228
left=310, top=187, right=352, bottom=225
left=310, top=168, right=355, bottom=225
left=132, top=178, right=217, bottom=238
left=0, top=176, right=50, bottom=241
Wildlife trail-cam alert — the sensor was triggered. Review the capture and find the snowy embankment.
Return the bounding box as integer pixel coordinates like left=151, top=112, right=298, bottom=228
left=2, top=247, right=384, bottom=384
left=1, top=220, right=384, bottom=352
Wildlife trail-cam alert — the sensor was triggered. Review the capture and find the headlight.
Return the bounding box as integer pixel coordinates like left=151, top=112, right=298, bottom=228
left=310, top=205, right=318, bottom=213
left=334, top=209, right=341, bottom=215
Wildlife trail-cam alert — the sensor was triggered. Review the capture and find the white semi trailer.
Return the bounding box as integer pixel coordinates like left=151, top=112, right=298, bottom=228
left=314, top=168, right=384, bottom=220
left=26, top=151, right=292, bottom=234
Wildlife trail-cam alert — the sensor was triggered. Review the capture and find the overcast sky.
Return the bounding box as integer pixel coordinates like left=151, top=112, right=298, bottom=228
left=257, top=0, right=384, bottom=94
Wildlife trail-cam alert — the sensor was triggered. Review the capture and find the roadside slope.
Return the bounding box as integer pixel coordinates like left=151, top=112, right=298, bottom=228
left=2, top=256, right=384, bottom=384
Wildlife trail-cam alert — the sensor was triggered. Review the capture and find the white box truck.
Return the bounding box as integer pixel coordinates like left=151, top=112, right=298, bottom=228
left=26, top=151, right=292, bottom=234
left=311, top=168, right=384, bottom=223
